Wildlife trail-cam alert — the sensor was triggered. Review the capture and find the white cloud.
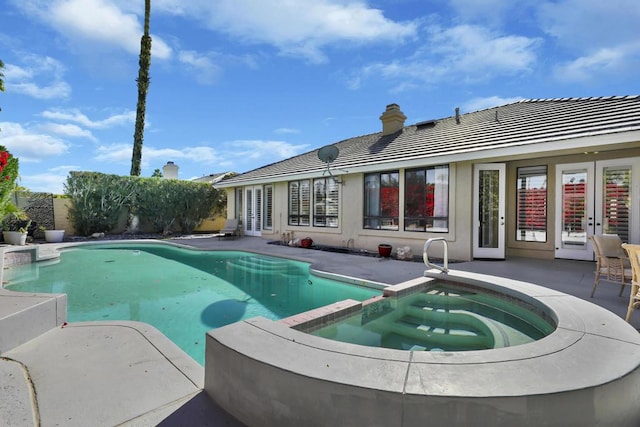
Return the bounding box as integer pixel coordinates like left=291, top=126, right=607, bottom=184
left=94, top=143, right=135, bottom=164
left=21, top=169, right=77, bottom=194
left=140, top=146, right=221, bottom=165
left=538, top=0, right=640, bottom=82
left=91, top=139, right=309, bottom=175
left=170, top=0, right=418, bottom=63
left=0, top=122, right=70, bottom=162
left=93, top=144, right=221, bottom=171
left=427, top=25, right=539, bottom=76
left=41, top=109, right=136, bottom=129
left=274, top=128, right=300, bottom=135
left=38, top=123, right=97, bottom=141
left=358, top=24, right=540, bottom=90
left=178, top=51, right=223, bottom=85
left=3, top=56, right=71, bottom=99
left=15, top=0, right=172, bottom=59
left=448, top=0, right=516, bottom=26
left=229, top=140, right=309, bottom=160
left=538, top=0, right=640, bottom=50
left=554, top=47, right=629, bottom=82
left=462, top=96, right=524, bottom=113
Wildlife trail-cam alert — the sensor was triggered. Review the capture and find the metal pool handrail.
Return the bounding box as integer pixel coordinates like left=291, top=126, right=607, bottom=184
left=423, top=237, right=448, bottom=273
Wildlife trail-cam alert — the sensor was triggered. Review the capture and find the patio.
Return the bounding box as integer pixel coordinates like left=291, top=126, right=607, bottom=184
left=1, top=235, right=639, bottom=426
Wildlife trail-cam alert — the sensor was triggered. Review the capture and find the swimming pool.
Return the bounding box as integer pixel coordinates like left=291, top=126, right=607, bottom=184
left=3, top=242, right=380, bottom=364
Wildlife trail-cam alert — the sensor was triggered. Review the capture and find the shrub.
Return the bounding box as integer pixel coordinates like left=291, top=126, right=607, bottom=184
left=64, top=172, right=138, bottom=235
left=64, top=172, right=222, bottom=236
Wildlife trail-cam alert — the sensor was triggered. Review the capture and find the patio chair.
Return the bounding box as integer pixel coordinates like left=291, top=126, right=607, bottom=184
left=621, top=244, right=640, bottom=323
left=218, top=218, right=240, bottom=240
left=589, top=234, right=632, bottom=298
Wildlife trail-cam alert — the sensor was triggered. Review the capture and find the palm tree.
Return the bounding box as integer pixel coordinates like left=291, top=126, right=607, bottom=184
left=130, top=0, right=152, bottom=176
left=0, top=59, right=5, bottom=93
left=1, top=59, right=5, bottom=131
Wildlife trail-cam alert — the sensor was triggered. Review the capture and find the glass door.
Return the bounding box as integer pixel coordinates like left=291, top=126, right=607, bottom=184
left=555, top=158, right=639, bottom=260
left=473, top=164, right=506, bottom=259
left=555, top=162, right=594, bottom=260
left=244, top=186, right=262, bottom=237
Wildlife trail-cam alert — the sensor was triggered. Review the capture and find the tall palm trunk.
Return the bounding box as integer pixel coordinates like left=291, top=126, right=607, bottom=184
left=1, top=59, right=5, bottom=131
left=0, top=59, right=5, bottom=93
left=130, top=0, right=152, bottom=176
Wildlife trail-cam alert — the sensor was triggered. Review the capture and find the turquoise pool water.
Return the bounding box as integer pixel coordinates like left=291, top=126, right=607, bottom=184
left=312, top=283, right=555, bottom=351
left=4, top=242, right=380, bottom=365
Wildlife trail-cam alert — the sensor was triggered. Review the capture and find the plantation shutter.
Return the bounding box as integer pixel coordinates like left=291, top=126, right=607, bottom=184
left=602, top=167, right=631, bottom=242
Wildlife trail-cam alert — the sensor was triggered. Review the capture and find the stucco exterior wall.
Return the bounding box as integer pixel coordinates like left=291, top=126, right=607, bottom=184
left=226, top=144, right=640, bottom=262
left=265, top=163, right=474, bottom=262
left=53, top=197, right=75, bottom=235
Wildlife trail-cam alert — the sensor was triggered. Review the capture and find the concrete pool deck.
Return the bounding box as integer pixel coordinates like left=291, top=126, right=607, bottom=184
left=1, top=236, right=639, bottom=425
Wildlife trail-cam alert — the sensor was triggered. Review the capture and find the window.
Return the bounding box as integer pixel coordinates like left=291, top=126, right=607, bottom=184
left=313, top=178, right=339, bottom=227
left=288, top=178, right=339, bottom=227
left=263, top=184, right=273, bottom=230
left=516, top=166, right=547, bottom=242
left=288, top=180, right=310, bottom=226
left=404, top=165, right=449, bottom=232
left=364, top=171, right=399, bottom=230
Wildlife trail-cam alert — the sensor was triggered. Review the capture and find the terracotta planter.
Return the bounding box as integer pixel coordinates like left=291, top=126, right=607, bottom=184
left=44, top=230, right=65, bottom=243
left=378, top=244, right=392, bottom=257
left=3, top=231, right=27, bottom=246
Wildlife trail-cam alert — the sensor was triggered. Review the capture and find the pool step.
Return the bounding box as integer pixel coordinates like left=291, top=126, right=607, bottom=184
left=362, top=300, right=496, bottom=351
left=390, top=293, right=496, bottom=350
left=226, top=256, right=306, bottom=278
left=389, top=312, right=495, bottom=350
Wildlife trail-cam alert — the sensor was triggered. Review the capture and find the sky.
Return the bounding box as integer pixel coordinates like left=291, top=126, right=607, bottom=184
left=0, top=0, right=639, bottom=194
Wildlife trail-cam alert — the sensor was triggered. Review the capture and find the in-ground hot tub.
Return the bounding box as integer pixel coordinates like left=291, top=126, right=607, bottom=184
left=309, top=279, right=556, bottom=352
left=205, top=269, right=640, bottom=427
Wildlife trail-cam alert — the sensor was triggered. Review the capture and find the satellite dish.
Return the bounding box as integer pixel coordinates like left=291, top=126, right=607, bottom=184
left=317, top=144, right=347, bottom=184
left=317, top=145, right=339, bottom=164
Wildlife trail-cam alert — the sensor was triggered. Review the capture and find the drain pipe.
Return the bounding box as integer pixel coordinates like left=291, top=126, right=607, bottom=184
left=423, top=238, right=449, bottom=274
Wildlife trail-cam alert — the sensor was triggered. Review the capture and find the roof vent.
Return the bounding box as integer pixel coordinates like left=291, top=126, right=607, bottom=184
left=380, top=103, right=407, bottom=135
left=455, top=107, right=460, bottom=124
left=416, top=119, right=437, bottom=129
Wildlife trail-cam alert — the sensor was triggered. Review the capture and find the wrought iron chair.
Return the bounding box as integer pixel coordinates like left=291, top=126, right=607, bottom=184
left=621, top=243, right=640, bottom=323
left=589, top=234, right=632, bottom=297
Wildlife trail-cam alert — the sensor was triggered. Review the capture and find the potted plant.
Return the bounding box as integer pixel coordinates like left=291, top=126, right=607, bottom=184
left=378, top=243, right=392, bottom=258
left=41, top=226, right=65, bottom=243
left=2, top=210, right=31, bottom=245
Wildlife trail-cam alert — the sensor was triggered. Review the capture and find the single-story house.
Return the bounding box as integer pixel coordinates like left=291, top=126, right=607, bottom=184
left=215, top=96, right=640, bottom=262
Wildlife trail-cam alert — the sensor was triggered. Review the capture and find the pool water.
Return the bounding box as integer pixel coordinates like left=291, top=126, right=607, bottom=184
left=4, top=243, right=380, bottom=364
left=311, top=283, right=555, bottom=351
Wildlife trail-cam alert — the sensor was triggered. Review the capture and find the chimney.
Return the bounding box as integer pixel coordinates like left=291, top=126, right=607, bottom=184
left=379, top=103, right=406, bottom=135
left=162, top=161, right=179, bottom=179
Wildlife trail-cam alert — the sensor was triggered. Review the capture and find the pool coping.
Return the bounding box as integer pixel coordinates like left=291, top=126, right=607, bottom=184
left=0, top=241, right=241, bottom=426
left=205, top=269, right=640, bottom=426
left=3, top=239, right=640, bottom=425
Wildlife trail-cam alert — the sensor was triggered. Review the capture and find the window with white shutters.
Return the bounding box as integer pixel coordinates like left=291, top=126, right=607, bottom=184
left=516, top=166, right=547, bottom=242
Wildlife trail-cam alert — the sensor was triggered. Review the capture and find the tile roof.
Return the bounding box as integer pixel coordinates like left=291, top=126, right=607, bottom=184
left=192, top=171, right=236, bottom=184
left=217, top=96, right=640, bottom=186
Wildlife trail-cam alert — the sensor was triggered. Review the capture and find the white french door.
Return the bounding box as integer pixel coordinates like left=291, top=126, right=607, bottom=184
left=555, top=158, right=639, bottom=260
left=473, top=164, right=506, bottom=259
left=244, top=186, right=262, bottom=237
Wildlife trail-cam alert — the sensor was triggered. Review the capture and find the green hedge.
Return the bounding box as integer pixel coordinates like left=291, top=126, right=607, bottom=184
left=64, top=171, right=223, bottom=236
